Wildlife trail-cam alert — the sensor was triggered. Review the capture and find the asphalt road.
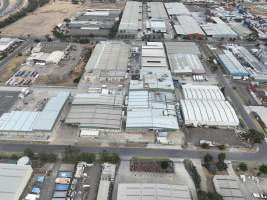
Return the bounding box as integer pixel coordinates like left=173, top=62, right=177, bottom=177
left=217, top=73, right=258, bottom=130
left=0, top=142, right=266, bottom=162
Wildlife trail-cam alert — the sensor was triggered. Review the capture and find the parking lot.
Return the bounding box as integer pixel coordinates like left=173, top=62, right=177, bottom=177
left=185, top=128, right=246, bottom=147
left=0, top=91, right=19, bottom=116
left=74, top=163, right=101, bottom=200
left=113, top=160, right=198, bottom=200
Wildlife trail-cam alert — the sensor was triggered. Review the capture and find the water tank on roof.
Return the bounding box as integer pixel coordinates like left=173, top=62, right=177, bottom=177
left=17, top=156, right=31, bottom=166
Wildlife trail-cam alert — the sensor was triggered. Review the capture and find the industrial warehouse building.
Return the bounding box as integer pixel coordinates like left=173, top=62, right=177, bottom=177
left=126, top=90, right=179, bottom=131
left=62, top=9, right=121, bottom=37
left=118, top=1, right=142, bottom=38
left=129, top=67, right=174, bottom=92
left=213, top=175, right=245, bottom=200
left=165, top=42, right=200, bottom=55
left=182, top=84, right=225, bottom=100
left=0, top=163, right=33, bottom=200
left=180, top=84, right=239, bottom=127
left=0, top=38, right=22, bottom=53
left=201, top=17, right=238, bottom=39
left=142, top=42, right=168, bottom=68
left=147, top=2, right=168, bottom=19
left=85, top=41, right=130, bottom=82
left=65, top=93, right=123, bottom=131
left=117, top=183, right=192, bottom=200
left=173, top=15, right=205, bottom=39
left=218, top=50, right=250, bottom=78
left=168, top=54, right=205, bottom=76
left=0, top=92, right=69, bottom=137
left=164, top=2, right=191, bottom=16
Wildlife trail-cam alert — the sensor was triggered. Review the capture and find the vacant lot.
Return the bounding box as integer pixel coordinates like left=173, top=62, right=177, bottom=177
left=0, top=55, right=26, bottom=83
left=0, top=0, right=82, bottom=37
left=0, top=0, right=125, bottom=37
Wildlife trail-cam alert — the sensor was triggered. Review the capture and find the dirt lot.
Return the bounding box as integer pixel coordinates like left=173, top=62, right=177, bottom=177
left=185, top=128, right=245, bottom=147
left=0, top=0, right=125, bottom=37
left=0, top=0, right=82, bottom=37
left=0, top=55, right=26, bottom=83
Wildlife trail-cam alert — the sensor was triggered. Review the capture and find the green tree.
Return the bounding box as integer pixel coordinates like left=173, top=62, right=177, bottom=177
left=23, top=148, right=34, bottom=158
left=198, top=191, right=209, bottom=200
left=204, top=154, right=213, bottom=164
left=245, top=129, right=265, bottom=144
left=239, top=162, right=248, bottom=171
left=79, top=153, right=95, bottom=163
left=110, top=153, right=120, bottom=164
left=39, top=152, right=48, bottom=162
left=218, top=153, right=226, bottom=163
left=161, top=161, right=169, bottom=170
left=63, top=146, right=80, bottom=163
left=259, top=164, right=267, bottom=174
left=99, top=151, right=110, bottom=163
left=207, top=192, right=223, bottom=200
left=47, top=153, right=57, bottom=162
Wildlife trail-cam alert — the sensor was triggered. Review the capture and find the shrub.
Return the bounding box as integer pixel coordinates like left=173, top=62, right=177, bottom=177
left=239, top=162, right=248, bottom=172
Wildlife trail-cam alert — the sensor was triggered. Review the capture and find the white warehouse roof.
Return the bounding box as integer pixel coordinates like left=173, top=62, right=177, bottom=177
left=201, top=17, right=238, bottom=38
left=0, top=163, right=33, bottom=200
left=147, top=2, right=168, bottom=19
left=182, top=84, right=225, bottom=100
left=180, top=99, right=239, bottom=127
left=117, top=183, right=191, bottom=200
left=213, top=175, right=245, bottom=200
left=85, top=41, right=130, bottom=72
left=164, top=2, right=191, bottom=16
left=174, top=15, right=205, bottom=36
left=118, top=1, right=142, bottom=34
left=168, top=54, right=205, bottom=75
left=126, top=91, right=179, bottom=130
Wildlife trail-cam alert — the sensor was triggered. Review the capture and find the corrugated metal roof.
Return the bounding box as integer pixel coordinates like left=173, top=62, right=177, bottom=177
left=174, top=15, right=205, bottom=36
left=164, top=2, right=191, bottom=16
left=126, top=91, right=179, bottom=130
left=0, top=92, right=69, bottom=132
left=218, top=50, right=249, bottom=76
left=118, top=1, right=142, bottom=33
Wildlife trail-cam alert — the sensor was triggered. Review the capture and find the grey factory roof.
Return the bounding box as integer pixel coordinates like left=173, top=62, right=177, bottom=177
left=118, top=1, right=142, bottom=33
left=168, top=54, right=205, bottom=75
left=201, top=17, right=238, bottom=38
left=235, top=46, right=267, bottom=74
left=142, top=42, right=166, bottom=58
left=117, top=183, right=191, bottom=200
left=174, top=15, right=205, bottom=36
left=229, top=22, right=252, bottom=38
left=213, top=175, right=245, bottom=200
left=164, top=2, right=191, bottom=16
left=126, top=91, right=179, bottom=130
left=129, top=67, right=174, bottom=92
left=65, top=94, right=123, bottom=130
left=218, top=50, right=249, bottom=77
left=142, top=57, right=168, bottom=68
left=182, top=84, right=225, bottom=100
left=165, top=42, right=200, bottom=55
left=85, top=41, right=130, bottom=73
left=180, top=99, right=239, bottom=127
left=0, top=163, right=33, bottom=200
left=147, top=2, right=168, bottom=19
left=0, top=92, right=69, bottom=132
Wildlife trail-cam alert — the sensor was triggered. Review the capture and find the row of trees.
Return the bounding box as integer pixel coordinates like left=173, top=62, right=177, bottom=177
left=22, top=146, right=121, bottom=165
left=63, top=146, right=120, bottom=164
left=204, top=153, right=227, bottom=174
left=238, top=162, right=267, bottom=175
left=184, top=159, right=223, bottom=200
left=0, top=0, right=49, bottom=29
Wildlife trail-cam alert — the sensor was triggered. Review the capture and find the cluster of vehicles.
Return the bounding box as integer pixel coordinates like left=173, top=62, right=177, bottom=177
left=6, top=70, right=38, bottom=86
